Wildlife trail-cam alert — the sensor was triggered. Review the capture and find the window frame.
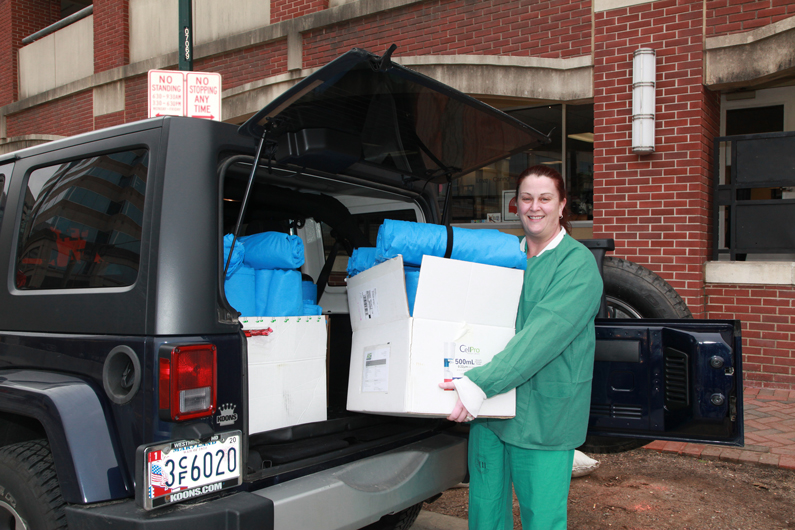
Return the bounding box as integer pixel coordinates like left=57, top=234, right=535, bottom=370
left=15, top=148, right=150, bottom=292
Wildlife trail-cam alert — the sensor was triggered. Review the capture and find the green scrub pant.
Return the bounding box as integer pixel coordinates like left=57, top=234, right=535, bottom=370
left=468, top=423, right=575, bottom=530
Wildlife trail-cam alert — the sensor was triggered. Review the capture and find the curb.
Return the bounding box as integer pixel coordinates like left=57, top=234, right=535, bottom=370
left=642, top=441, right=795, bottom=471
left=412, top=510, right=468, bottom=530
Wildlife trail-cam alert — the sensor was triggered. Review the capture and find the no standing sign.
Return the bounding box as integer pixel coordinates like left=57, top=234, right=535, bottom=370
left=148, top=70, right=222, bottom=121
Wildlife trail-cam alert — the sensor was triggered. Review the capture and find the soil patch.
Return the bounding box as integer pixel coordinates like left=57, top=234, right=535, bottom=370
left=423, top=449, right=795, bottom=529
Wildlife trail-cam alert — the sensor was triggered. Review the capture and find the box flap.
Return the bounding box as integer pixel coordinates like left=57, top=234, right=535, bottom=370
left=241, top=316, right=327, bottom=363
left=346, top=256, right=409, bottom=332
left=413, top=256, right=524, bottom=328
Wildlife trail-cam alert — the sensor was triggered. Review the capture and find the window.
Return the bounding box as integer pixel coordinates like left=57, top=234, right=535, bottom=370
left=716, top=87, right=795, bottom=260
left=566, top=105, right=594, bottom=220
left=16, top=149, right=148, bottom=289
left=0, top=163, right=11, bottom=230
left=321, top=208, right=418, bottom=286
left=726, top=105, right=784, bottom=136
left=438, top=103, right=594, bottom=224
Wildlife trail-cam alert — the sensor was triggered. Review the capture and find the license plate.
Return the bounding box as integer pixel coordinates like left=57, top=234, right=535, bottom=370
left=142, top=431, right=242, bottom=510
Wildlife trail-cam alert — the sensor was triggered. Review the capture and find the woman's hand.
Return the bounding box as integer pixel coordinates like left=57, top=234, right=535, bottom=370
left=439, top=382, right=474, bottom=422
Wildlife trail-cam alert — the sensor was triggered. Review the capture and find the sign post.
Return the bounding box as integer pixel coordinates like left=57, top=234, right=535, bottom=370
left=178, top=0, right=193, bottom=71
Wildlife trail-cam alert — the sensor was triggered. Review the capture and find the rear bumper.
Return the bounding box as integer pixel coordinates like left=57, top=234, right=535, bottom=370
left=64, top=491, right=274, bottom=530
left=64, top=433, right=467, bottom=530
left=256, top=433, right=467, bottom=530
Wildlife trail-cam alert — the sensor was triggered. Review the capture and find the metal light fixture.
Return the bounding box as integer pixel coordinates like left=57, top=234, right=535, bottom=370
left=632, top=48, right=656, bottom=154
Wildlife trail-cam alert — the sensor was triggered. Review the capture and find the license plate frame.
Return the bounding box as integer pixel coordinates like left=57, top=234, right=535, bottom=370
left=138, top=431, right=242, bottom=510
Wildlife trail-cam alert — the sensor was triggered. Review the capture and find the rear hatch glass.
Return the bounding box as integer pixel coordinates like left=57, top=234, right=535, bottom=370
left=239, top=47, right=548, bottom=184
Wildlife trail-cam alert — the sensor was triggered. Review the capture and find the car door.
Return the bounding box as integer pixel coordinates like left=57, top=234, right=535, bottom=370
left=590, top=319, right=743, bottom=447
left=238, top=46, right=744, bottom=449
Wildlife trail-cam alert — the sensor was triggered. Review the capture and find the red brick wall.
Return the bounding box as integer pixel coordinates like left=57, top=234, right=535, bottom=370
left=125, top=75, right=148, bottom=123
left=592, top=0, right=718, bottom=318
left=0, top=1, right=12, bottom=107
left=94, top=110, right=125, bottom=130
left=706, top=0, right=795, bottom=37
left=0, top=0, right=59, bottom=106
left=271, top=0, right=327, bottom=24
left=194, top=39, right=289, bottom=92
left=5, top=90, right=93, bottom=137
left=94, top=0, right=129, bottom=73
left=302, top=0, right=592, bottom=69
left=707, top=284, right=795, bottom=389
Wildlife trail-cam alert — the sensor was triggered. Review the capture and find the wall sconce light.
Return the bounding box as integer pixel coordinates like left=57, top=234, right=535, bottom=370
left=632, top=48, right=656, bottom=154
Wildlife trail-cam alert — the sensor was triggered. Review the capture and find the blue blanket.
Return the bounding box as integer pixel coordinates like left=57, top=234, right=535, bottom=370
left=223, top=234, right=246, bottom=279
left=255, top=269, right=304, bottom=317
left=375, top=220, right=526, bottom=270
left=240, top=232, right=305, bottom=270
left=225, top=265, right=256, bottom=316
left=347, top=247, right=378, bottom=277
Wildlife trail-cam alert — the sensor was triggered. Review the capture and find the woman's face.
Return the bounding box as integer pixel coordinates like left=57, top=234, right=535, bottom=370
left=517, top=175, right=566, bottom=244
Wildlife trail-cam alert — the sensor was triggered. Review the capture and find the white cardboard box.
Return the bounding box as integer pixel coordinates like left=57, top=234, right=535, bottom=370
left=241, top=316, right=328, bottom=434
left=346, top=255, right=523, bottom=418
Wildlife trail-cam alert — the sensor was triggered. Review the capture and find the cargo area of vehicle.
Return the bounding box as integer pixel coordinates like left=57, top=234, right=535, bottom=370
left=219, top=156, right=448, bottom=483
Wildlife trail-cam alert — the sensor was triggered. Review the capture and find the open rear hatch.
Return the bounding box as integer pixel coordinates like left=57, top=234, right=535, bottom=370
left=238, top=46, right=549, bottom=187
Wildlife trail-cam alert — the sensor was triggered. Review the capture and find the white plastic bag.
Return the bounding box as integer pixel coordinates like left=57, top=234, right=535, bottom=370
left=571, top=450, right=600, bottom=478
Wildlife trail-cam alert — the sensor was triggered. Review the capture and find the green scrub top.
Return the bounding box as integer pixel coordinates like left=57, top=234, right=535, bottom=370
left=465, top=234, right=603, bottom=451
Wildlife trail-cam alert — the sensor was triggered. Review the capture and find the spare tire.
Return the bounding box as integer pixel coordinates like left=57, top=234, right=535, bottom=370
left=603, top=256, right=692, bottom=319
left=580, top=257, right=692, bottom=454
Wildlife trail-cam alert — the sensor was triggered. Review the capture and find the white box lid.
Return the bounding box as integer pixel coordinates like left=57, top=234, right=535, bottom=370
left=413, top=255, right=523, bottom=328
left=347, top=256, right=409, bottom=332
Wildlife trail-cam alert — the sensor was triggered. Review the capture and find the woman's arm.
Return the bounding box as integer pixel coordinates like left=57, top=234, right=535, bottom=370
left=465, top=248, right=603, bottom=398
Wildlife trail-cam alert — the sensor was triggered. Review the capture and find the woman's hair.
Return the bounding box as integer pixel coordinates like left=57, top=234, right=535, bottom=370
left=515, top=165, right=571, bottom=233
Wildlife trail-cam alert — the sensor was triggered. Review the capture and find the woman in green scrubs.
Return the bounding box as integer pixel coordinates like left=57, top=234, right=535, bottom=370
left=439, top=165, right=603, bottom=530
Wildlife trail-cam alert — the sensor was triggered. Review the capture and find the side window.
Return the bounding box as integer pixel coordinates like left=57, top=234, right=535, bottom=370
left=0, top=162, right=12, bottom=230
left=322, top=209, right=417, bottom=287
left=16, top=150, right=148, bottom=290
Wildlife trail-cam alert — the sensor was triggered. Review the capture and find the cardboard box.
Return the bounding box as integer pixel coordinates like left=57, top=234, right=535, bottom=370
left=241, top=316, right=328, bottom=434
left=346, top=255, right=523, bottom=418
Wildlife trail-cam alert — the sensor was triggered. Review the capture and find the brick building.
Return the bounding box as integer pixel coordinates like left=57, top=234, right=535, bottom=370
left=1, top=0, right=794, bottom=388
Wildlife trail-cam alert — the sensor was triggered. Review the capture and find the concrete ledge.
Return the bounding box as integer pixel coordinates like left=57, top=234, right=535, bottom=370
left=0, top=134, right=64, bottom=155
left=398, top=54, right=592, bottom=70
left=704, top=261, right=795, bottom=286
left=705, top=15, right=795, bottom=90
left=594, top=0, right=655, bottom=14
left=706, top=15, right=795, bottom=50
left=399, top=55, right=593, bottom=102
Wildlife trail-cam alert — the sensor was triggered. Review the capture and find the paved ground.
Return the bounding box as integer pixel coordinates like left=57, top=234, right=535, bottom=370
left=410, top=386, right=795, bottom=529
left=644, top=386, right=795, bottom=470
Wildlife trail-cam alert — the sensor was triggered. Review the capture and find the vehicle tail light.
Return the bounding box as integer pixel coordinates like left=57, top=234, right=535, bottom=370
left=158, top=344, right=217, bottom=421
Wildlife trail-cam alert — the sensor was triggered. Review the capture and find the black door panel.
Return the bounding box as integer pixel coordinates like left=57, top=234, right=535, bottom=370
left=589, top=319, right=743, bottom=447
